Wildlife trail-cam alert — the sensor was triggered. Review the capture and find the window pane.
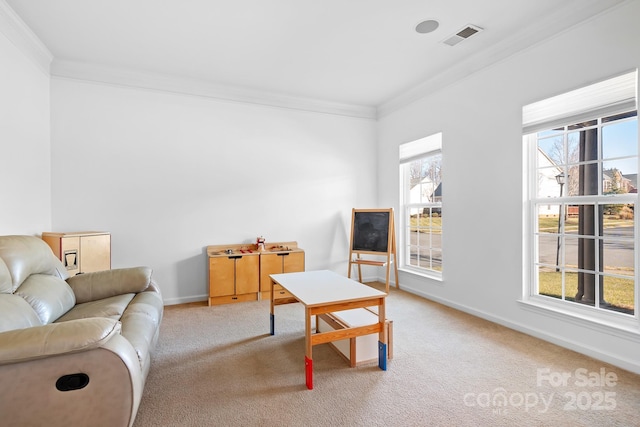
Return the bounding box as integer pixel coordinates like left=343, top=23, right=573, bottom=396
left=603, top=160, right=637, bottom=194
left=564, top=271, right=579, bottom=303
left=574, top=162, right=600, bottom=196
left=603, top=276, right=635, bottom=315
left=408, top=243, right=419, bottom=268
left=602, top=238, right=634, bottom=277
left=408, top=155, right=442, bottom=204
left=565, top=165, right=580, bottom=196
left=430, top=250, right=442, bottom=271
left=537, top=233, right=559, bottom=267
left=538, top=266, right=562, bottom=299
left=564, top=207, right=579, bottom=233
left=603, top=119, right=638, bottom=159
left=565, top=204, right=595, bottom=235
left=537, top=204, right=560, bottom=233
left=574, top=272, right=596, bottom=307
left=537, top=170, right=563, bottom=198
left=563, top=236, right=581, bottom=269
left=538, top=135, right=564, bottom=165
left=567, top=132, right=580, bottom=164
left=410, top=207, right=427, bottom=232
left=602, top=203, right=634, bottom=238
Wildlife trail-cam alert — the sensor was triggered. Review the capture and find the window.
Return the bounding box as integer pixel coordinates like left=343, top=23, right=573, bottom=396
left=524, top=71, right=638, bottom=323
left=399, top=133, right=443, bottom=276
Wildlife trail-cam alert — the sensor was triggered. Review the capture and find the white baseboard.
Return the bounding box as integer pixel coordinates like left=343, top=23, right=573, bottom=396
left=163, top=294, right=208, bottom=306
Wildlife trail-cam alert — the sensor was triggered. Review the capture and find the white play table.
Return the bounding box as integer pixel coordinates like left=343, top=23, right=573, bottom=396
left=269, top=270, right=388, bottom=389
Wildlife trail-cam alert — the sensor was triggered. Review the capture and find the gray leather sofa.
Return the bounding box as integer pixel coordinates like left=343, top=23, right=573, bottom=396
left=0, top=235, right=163, bottom=427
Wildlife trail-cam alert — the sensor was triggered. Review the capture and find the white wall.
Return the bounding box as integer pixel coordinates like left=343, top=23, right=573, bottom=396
left=377, top=1, right=640, bottom=374
left=50, top=79, right=377, bottom=304
left=0, top=26, right=51, bottom=235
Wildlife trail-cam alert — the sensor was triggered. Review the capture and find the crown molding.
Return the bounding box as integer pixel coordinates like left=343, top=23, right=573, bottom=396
left=51, top=59, right=377, bottom=120
left=377, top=0, right=629, bottom=118
left=0, top=0, right=52, bottom=75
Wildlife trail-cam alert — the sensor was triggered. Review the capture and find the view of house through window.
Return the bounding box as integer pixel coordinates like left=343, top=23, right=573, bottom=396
left=525, top=71, right=638, bottom=319
left=399, top=133, right=442, bottom=276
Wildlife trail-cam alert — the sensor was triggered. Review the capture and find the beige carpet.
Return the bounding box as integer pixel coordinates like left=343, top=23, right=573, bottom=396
left=133, top=283, right=640, bottom=427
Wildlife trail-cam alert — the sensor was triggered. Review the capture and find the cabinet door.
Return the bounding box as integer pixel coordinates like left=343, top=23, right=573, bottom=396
left=80, top=234, right=111, bottom=273
left=235, top=255, right=259, bottom=295
left=61, top=236, right=81, bottom=276
left=259, top=253, right=282, bottom=292
left=209, top=257, right=235, bottom=297
left=283, top=251, right=305, bottom=273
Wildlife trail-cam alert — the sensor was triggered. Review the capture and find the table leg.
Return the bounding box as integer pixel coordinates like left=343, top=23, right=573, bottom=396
left=270, top=279, right=275, bottom=335
left=378, top=297, right=387, bottom=371
left=305, top=306, right=313, bottom=389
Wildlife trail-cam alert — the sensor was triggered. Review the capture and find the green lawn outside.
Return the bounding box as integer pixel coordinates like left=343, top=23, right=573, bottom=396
left=409, top=215, right=442, bottom=233
left=539, top=271, right=634, bottom=313
left=538, top=216, right=633, bottom=233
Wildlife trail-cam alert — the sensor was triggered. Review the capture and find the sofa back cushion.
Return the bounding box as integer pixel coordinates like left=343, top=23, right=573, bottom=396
left=0, top=294, right=43, bottom=332
left=0, top=235, right=69, bottom=293
left=15, top=274, right=76, bottom=324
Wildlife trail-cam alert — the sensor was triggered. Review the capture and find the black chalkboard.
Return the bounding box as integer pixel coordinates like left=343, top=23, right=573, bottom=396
left=351, top=210, right=391, bottom=253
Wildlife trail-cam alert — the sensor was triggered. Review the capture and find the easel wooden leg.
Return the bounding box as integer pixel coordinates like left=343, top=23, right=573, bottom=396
left=385, top=253, right=391, bottom=293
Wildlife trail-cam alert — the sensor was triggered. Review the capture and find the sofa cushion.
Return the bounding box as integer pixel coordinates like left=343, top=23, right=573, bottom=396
left=0, top=295, right=43, bottom=333
left=15, top=274, right=76, bottom=324
left=0, top=260, right=11, bottom=294
left=56, top=293, right=136, bottom=322
left=0, top=236, right=69, bottom=292
left=0, top=317, right=121, bottom=365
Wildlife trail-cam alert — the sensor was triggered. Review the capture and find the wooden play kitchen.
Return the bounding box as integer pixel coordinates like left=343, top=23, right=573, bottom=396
left=206, top=240, right=304, bottom=306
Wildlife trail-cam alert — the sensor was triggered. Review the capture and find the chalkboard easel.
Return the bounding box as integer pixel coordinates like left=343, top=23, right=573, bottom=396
left=348, top=208, right=399, bottom=293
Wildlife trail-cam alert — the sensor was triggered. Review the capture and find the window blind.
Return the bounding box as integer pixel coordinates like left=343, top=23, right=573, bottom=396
left=522, top=70, right=637, bottom=134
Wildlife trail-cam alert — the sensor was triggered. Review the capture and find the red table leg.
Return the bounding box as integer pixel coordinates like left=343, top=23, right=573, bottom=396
left=305, top=356, right=313, bottom=390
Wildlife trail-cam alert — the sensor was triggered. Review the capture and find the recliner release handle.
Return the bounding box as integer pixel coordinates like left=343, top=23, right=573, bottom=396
left=56, top=373, right=90, bottom=391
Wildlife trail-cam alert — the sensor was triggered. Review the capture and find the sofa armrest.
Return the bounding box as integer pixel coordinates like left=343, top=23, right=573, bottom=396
left=0, top=325, right=144, bottom=427
left=0, top=317, right=121, bottom=365
left=67, top=267, right=152, bottom=303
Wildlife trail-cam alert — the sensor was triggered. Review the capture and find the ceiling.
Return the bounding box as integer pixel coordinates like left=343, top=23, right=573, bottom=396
left=4, top=0, right=627, bottom=114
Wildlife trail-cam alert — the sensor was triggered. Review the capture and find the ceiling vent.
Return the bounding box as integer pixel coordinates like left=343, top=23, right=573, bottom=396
left=442, top=24, right=483, bottom=46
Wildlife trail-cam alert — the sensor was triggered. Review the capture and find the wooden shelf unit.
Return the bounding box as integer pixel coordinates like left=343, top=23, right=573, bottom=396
left=42, top=231, right=111, bottom=276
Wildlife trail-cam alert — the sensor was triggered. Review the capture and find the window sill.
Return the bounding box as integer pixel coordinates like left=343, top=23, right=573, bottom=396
left=398, top=267, right=443, bottom=283
left=518, top=297, right=640, bottom=343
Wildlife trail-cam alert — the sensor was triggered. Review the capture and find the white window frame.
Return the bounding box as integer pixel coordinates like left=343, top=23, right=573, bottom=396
left=522, top=71, right=640, bottom=337
left=399, top=133, right=443, bottom=279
